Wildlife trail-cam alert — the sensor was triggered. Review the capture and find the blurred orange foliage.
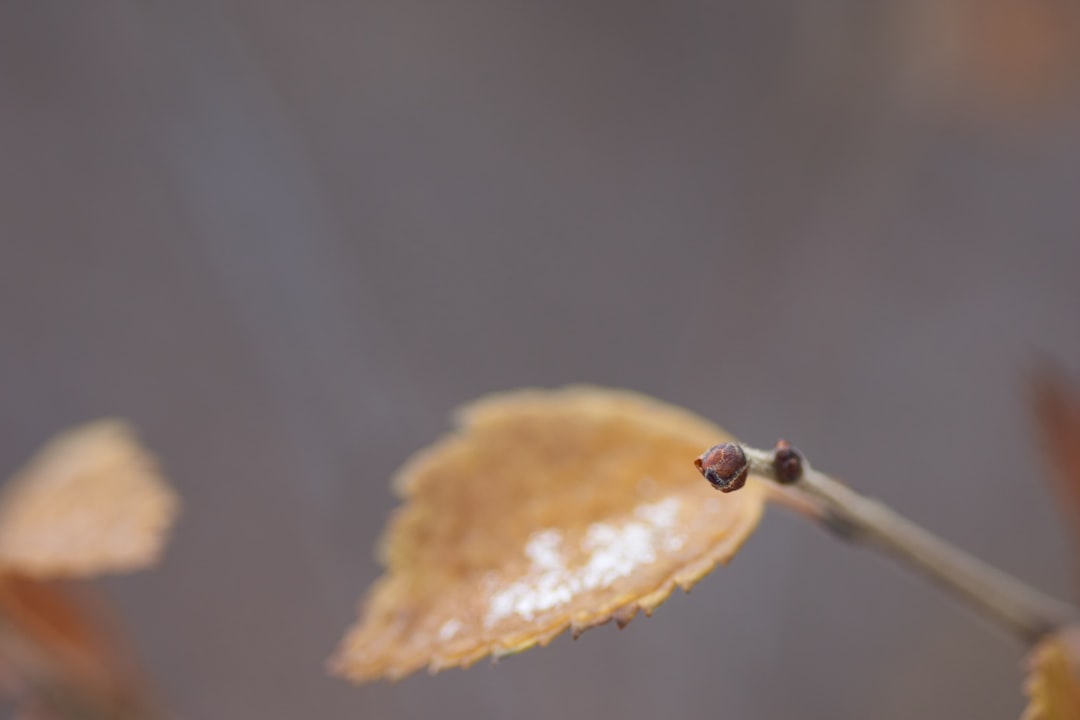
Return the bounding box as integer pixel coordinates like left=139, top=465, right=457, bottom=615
left=0, top=420, right=179, bottom=718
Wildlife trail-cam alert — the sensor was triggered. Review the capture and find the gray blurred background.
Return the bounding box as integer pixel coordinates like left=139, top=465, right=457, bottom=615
left=2, top=2, right=1080, bottom=718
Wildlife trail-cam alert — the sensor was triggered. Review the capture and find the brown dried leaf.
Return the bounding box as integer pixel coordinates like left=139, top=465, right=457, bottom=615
left=0, top=420, right=179, bottom=578
left=0, top=574, right=151, bottom=712
left=1033, top=370, right=1080, bottom=540
left=1023, top=628, right=1080, bottom=720
left=331, top=386, right=766, bottom=682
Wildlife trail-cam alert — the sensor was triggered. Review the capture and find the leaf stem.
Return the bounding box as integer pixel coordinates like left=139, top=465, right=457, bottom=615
left=710, top=442, right=1079, bottom=645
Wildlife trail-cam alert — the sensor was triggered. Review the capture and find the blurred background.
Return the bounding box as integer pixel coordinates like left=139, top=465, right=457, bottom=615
left=2, top=2, right=1080, bottom=718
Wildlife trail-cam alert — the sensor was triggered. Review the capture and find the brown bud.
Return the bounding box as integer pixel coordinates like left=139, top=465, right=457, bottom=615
left=773, top=439, right=803, bottom=485
left=694, top=443, right=749, bottom=493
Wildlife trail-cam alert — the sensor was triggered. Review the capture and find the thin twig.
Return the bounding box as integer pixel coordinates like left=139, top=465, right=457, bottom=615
left=696, top=441, right=1080, bottom=645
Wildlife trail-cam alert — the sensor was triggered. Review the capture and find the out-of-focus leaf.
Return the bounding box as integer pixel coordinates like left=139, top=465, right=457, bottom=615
left=1023, top=628, right=1080, bottom=720
left=899, top=0, right=1080, bottom=125
left=0, top=420, right=179, bottom=578
left=0, top=420, right=178, bottom=718
left=0, top=575, right=151, bottom=715
left=1033, top=370, right=1080, bottom=540
left=1026, top=370, right=1080, bottom=719
left=331, top=386, right=766, bottom=682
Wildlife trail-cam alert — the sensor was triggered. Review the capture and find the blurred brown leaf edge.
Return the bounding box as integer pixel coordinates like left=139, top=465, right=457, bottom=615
left=0, top=420, right=180, bottom=718
left=330, top=386, right=766, bottom=682
left=1025, top=370, right=1080, bottom=720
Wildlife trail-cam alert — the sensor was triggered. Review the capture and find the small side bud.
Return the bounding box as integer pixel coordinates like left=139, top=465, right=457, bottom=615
left=773, top=439, right=804, bottom=485
left=694, top=443, right=749, bottom=493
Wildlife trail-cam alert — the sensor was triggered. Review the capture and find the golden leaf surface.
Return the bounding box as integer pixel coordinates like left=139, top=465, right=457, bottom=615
left=1023, top=629, right=1080, bottom=720
left=332, top=386, right=766, bottom=682
left=0, top=420, right=179, bottom=578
